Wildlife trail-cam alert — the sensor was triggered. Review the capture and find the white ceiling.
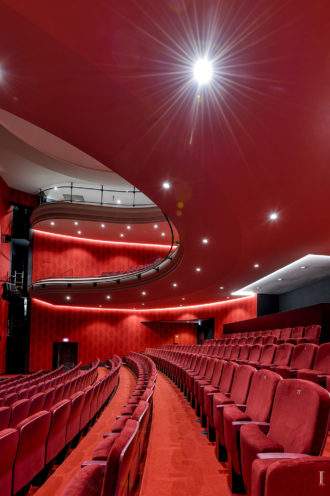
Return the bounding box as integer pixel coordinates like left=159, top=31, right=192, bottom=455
left=232, top=254, right=330, bottom=296
left=0, top=108, right=149, bottom=197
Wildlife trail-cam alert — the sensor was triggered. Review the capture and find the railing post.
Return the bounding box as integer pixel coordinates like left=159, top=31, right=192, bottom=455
left=70, top=182, right=73, bottom=202
left=133, top=187, right=136, bottom=207
left=101, top=185, right=104, bottom=205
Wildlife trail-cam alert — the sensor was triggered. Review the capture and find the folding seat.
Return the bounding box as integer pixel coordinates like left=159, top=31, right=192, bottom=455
left=0, top=406, right=11, bottom=430
left=299, top=324, right=321, bottom=344
left=186, top=356, right=208, bottom=405
left=251, top=456, right=330, bottom=496
left=229, top=346, right=240, bottom=362
left=43, top=387, right=56, bottom=411
left=194, top=358, right=217, bottom=415
left=80, top=386, right=94, bottom=430
left=213, top=365, right=255, bottom=461
left=13, top=411, right=51, bottom=494
left=238, top=338, right=247, bottom=345
left=3, top=392, right=17, bottom=406
left=196, top=359, right=224, bottom=426
left=205, top=361, right=238, bottom=440
left=271, top=329, right=281, bottom=339
left=90, top=382, right=101, bottom=419
left=46, top=399, right=71, bottom=464
left=53, top=383, right=65, bottom=404
left=223, top=345, right=233, bottom=359
left=183, top=356, right=206, bottom=398
left=0, top=428, right=19, bottom=496
left=260, top=344, right=294, bottom=371
left=121, top=388, right=154, bottom=415
left=253, top=335, right=263, bottom=345
left=180, top=354, right=199, bottom=393
left=262, top=335, right=277, bottom=345
left=239, top=379, right=330, bottom=494
left=62, top=420, right=140, bottom=496
left=286, top=326, right=304, bottom=344
left=272, top=343, right=318, bottom=378
left=276, top=328, right=292, bottom=344
left=223, top=369, right=281, bottom=492
left=10, top=399, right=31, bottom=427
left=248, top=344, right=277, bottom=368
left=246, top=336, right=255, bottom=345
left=239, top=344, right=261, bottom=365
left=297, top=343, right=330, bottom=386
left=29, top=392, right=46, bottom=416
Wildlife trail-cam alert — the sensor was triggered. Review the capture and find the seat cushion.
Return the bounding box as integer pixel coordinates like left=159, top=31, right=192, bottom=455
left=92, top=433, right=119, bottom=460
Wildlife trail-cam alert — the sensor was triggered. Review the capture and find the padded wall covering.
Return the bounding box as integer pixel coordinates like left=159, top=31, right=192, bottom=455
left=32, top=231, right=166, bottom=280
left=29, top=296, right=256, bottom=370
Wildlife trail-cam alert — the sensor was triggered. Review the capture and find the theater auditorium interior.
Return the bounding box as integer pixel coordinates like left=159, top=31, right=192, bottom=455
left=0, top=1, right=330, bottom=496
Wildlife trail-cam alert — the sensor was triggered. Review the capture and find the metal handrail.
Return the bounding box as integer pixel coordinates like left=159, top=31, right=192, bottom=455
left=39, top=183, right=153, bottom=208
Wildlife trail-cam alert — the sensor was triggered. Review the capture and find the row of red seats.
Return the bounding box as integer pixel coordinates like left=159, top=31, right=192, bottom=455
left=0, top=363, right=82, bottom=406
left=0, top=360, right=102, bottom=430
left=0, top=366, right=66, bottom=398
left=0, top=370, right=46, bottom=389
left=147, top=346, right=330, bottom=496
left=209, top=324, right=321, bottom=345
left=62, top=353, right=157, bottom=496
left=0, top=356, right=121, bottom=496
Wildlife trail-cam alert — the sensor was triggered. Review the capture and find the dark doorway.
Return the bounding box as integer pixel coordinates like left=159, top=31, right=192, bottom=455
left=196, top=318, right=215, bottom=344
left=52, top=342, right=78, bottom=369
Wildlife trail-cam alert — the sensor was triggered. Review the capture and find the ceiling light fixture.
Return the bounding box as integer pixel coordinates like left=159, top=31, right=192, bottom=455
left=172, top=282, right=178, bottom=288
left=141, top=291, right=147, bottom=296
left=254, top=263, right=260, bottom=268
left=74, top=221, right=79, bottom=226
left=162, top=181, right=171, bottom=190
left=50, top=221, right=55, bottom=226
left=53, top=186, right=58, bottom=191
left=120, top=233, right=124, bottom=238
left=161, top=232, right=165, bottom=237
left=62, top=337, right=69, bottom=342
left=65, top=295, right=71, bottom=301
left=116, top=199, right=121, bottom=204
left=219, top=286, right=224, bottom=290
left=202, top=238, right=209, bottom=245
left=277, top=277, right=282, bottom=281
left=101, top=223, right=105, bottom=229
left=195, top=267, right=201, bottom=272
left=153, top=224, right=158, bottom=229
left=106, top=295, right=111, bottom=300
left=193, top=57, right=213, bottom=86
left=269, top=211, right=279, bottom=221
left=77, top=230, right=82, bottom=235
left=126, top=225, right=131, bottom=230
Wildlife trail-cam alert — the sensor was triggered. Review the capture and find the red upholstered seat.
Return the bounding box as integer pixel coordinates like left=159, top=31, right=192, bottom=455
left=13, top=410, right=51, bottom=493
left=251, top=456, right=330, bottom=496
left=10, top=399, right=31, bottom=427
left=248, top=344, right=276, bottom=367
left=198, top=359, right=224, bottom=427
left=273, top=343, right=318, bottom=378
left=43, top=387, right=56, bottom=411
left=240, top=379, right=330, bottom=494
left=0, top=406, right=11, bottom=430
left=260, top=344, right=294, bottom=371
left=66, top=391, right=85, bottom=443
left=213, top=365, right=255, bottom=460
left=3, top=392, right=17, bottom=406
left=80, top=386, right=94, bottom=430
left=299, top=324, right=321, bottom=344
left=297, top=343, right=330, bottom=386
left=223, top=369, right=281, bottom=492
left=29, top=392, right=46, bottom=416
left=46, top=399, right=72, bottom=464
left=0, top=428, right=19, bottom=496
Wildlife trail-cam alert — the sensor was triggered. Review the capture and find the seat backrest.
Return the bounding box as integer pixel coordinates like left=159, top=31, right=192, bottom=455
left=46, top=399, right=71, bottom=464
left=230, top=365, right=255, bottom=404
left=314, top=343, right=330, bottom=374
left=3, top=392, right=16, bottom=406
left=223, top=346, right=233, bottom=359
left=279, top=328, right=292, bottom=340
left=262, top=336, right=277, bottom=345
left=28, top=393, right=46, bottom=416
left=204, top=358, right=216, bottom=380
left=238, top=345, right=250, bottom=361
left=66, top=391, right=84, bottom=443
left=304, top=324, right=321, bottom=343
left=219, top=362, right=237, bottom=394
left=0, top=428, right=19, bottom=496
left=43, top=387, right=56, bottom=411
left=290, top=343, right=318, bottom=369
left=102, top=419, right=140, bottom=496
left=268, top=379, right=330, bottom=454
left=259, top=345, right=277, bottom=365
left=290, top=327, right=304, bottom=339
left=14, top=411, right=51, bottom=494
left=0, top=406, right=11, bottom=430
left=272, top=344, right=294, bottom=366
left=10, top=399, right=31, bottom=427
left=246, top=370, right=281, bottom=421
left=249, top=345, right=262, bottom=362
left=210, top=360, right=224, bottom=386
left=230, top=346, right=240, bottom=360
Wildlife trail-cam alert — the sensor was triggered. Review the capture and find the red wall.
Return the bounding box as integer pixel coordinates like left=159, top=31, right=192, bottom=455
left=29, top=296, right=256, bottom=370
left=32, top=231, right=166, bottom=280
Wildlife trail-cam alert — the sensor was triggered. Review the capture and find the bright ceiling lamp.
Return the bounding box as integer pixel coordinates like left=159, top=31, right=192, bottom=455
left=193, top=57, right=213, bottom=86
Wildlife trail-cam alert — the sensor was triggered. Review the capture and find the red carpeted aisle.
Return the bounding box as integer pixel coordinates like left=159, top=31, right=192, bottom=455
left=33, top=366, right=136, bottom=496
left=140, top=372, right=232, bottom=496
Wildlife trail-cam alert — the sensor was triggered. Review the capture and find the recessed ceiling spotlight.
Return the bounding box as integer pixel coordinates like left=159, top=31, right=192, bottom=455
left=116, top=199, right=121, bottom=204
left=153, top=224, right=159, bottom=229
left=120, top=233, right=124, bottom=238
left=182, top=297, right=185, bottom=301
left=141, top=291, right=147, bottom=296
left=99, top=305, right=102, bottom=308
left=161, top=232, right=165, bottom=237
left=254, top=263, right=260, bottom=269
left=74, top=221, right=79, bottom=226
left=277, top=277, right=282, bottom=281
left=269, top=211, right=279, bottom=221
left=193, top=57, right=213, bottom=86
left=77, top=230, right=82, bottom=235
left=54, top=186, right=58, bottom=191
left=141, top=303, right=145, bottom=306
left=202, top=238, right=209, bottom=245
left=50, top=221, right=55, bottom=226
left=101, top=223, right=106, bottom=229
left=180, top=304, right=183, bottom=307
left=219, top=286, right=224, bottom=290
left=62, top=337, right=69, bottom=342
left=65, top=295, right=71, bottom=301
left=195, top=267, right=201, bottom=272
left=172, top=282, right=178, bottom=288
left=106, top=295, right=111, bottom=300
left=300, top=265, right=307, bottom=269
left=162, top=181, right=171, bottom=190
left=226, top=296, right=230, bottom=299
left=126, top=225, right=131, bottom=230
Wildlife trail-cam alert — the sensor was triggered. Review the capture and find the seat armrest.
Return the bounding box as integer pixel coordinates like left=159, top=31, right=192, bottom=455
left=232, top=421, right=270, bottom=434
left=257, top=453, right=310, bottom=460
left=216, top=401, right=234, bottom=410
left=224, top=392, right=231, bottom=397
left=236, top=404, right=247, bottom=412
left=81, top=460, right=107, bottom=468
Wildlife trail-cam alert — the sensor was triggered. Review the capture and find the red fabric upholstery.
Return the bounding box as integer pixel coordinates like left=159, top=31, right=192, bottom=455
left=0, top=406, right=11, bottom=430
left=297, top=343, right=330, bottom=384
left=42, top=388, right=55, bottom=411
left=66, top=392, right=84, bottom=443
left=10, top=399, right=31, bottom=428
left=29, top=392, right=46, bottom=416
left=14, top=410, right=51, bottom=493
left=0, top=428, right=19, bottom=496
left=205, top=361, right=237, bottom=429
left=46, top=399, right=71, bottom=463
left=240, top=379, right=330, bottom=493
left=273, top=343, right=318, bottom=378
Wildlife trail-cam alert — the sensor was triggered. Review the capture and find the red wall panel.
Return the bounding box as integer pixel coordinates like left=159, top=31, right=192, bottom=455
left=29, top=296, right=256, bottom=370
left=32, top=231, right=166, bottom=280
